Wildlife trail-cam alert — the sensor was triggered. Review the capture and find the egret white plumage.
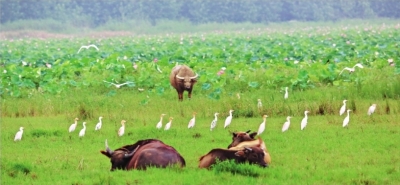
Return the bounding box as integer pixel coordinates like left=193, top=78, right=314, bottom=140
left=257, top=115, right=268, bottom=135
left=257, top=99, right=262, bottom=109
left=210, top=113, right=219, bottom=131
left=164, top=117, right=173, bottom=130
left=343, top=110, right=351, bottom=127
left=77, top=44, right=99, bottom=54
left=339, top=100, right=347, bottom=116
left=69, top=118, right=79, bottom=132
left=339, top=63, right=364, bottom=75
left=118, top=120, right=126, bottom=137
left=14, top=127, right=24, bottom=141
left=156, top=114, right=166, bottom=129
left=103, top=80, right=134, bottom=88
left=368, top=104, right=376, bottom=116
left=300, top=111, right=309, bottom=130
left=188, top=112, right=197, bottom=129
left=95, top=116, right=103, bottom=131
left=282, top=116, right=292, bottom=132
left=284, top=87, right=289, bottom=99
left=79, top=122, right=87, bottom=137
left=224, top=110, right=234, bottom=129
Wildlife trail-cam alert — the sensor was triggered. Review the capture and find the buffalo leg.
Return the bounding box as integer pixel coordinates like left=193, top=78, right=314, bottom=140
left=178, top=92, right=183, bottom=101
left=188, top=89, right=192, bottom=100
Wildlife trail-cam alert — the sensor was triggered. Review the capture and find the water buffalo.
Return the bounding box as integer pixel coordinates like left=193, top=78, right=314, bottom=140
left=100, top=139, right=186, bottom=171
left=170, top=65, right=198, bottom=101
left=228, top=131, right=272, bottom=166
left=198, top=146, right=267, bottom=169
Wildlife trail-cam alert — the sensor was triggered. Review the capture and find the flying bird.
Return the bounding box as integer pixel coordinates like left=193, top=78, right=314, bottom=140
left=95, top=116, right=103, bottom=131
left=164, top=117, right=173, bottom=130
left=14, top=127, right=24, bottom=141
left=69, top=118, right=79, bottom=132
left=301, top=111, right=309, bottom=130
left=77, top=44, right=99, bottom=54
left=282, top=116, right=292, bottom=132
left=284, top=87, right=289, bottom=99
left=79, top=122, right=87, bottom=137
left=224, top=110, right=234, bottom=129
left=156, top=114, right=166, bottom=129
left=343, top=110, right=352, bottom=127
left=339, top=63, right=364, bottom=75
left=103, top=80, right=134, bottom=88
left=210, top=113, right=219, bottom=131
left=257, top=115, right=268, bottom=135
left=188, top=112, right=197, bottom=129
left=339, top=100, right=348, bottom=116
left=368, top=104, right=376, bottom=116
left=118, top=120, right=126, bottom=137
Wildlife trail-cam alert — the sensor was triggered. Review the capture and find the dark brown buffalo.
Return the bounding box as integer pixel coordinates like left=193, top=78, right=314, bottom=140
left=228, top=131, right=272, bottom=165
left=170, top=65, right=198, bottom=101
left=100, top=139, right=186, bottom=171
left=198, top=146, right=267, bottom=169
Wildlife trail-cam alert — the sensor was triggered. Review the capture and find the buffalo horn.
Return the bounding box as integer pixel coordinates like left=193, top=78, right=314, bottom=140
left=246, top=130, right=251, bottom=133
left=105, top=139, right=114, bottom=155
left=176, top=75, right=185, bottom=80
left=244, top=147, right=252, bottom=152
left=189, top=73, right=199, bottom=79
left=124, top=145, right=140, bottom=158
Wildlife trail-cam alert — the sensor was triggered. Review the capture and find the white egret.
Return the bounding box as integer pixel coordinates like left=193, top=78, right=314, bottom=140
left=69, top=118, right=79, bottom=132
left=282, top=116, right=292, bottom=132
left=164, top=117, right=173, bottom=130
left=156, top=114, right=166, bottom=129
left=284, top=87, right=289, bottom=99
left=339, top=63, right=364, bottom=75
left=368, top=104, right=376, bottom=116
left=339, top=100, right=347, bottom=116
left=79, top=122, right=87, bottom=137
left=95, top=116, right=103, bottom=131
left=343, top=110, right=352, bottom=127
left=14, top=127, right=24, bottom=141
left=300, top=111, right=309, bottom=130
left=224, top=110, right=234, bottom=129
left=257, top=115, right=268, bottom=135
left=257, top=99, right=262, bottom=109
left=77, top=44, right=99, bottom=54
left=188, top=112, right=197, bottom=129
left=118, top=120, right=126, bottom=137
left=210, top=113, right=219, bottom=131
left=103, top=80, right=134, bottom=88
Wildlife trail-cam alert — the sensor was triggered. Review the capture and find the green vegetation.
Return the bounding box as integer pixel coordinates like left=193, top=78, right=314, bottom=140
left=1, top=20, right=400, bottom=184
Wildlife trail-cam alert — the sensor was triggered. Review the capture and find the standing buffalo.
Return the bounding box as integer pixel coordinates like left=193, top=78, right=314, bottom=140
left=100, top=139, right=186, bottom=171
left=198, top=146, right=267, bottom=169
left=170, top=65, right=198, bottom=101
left=228, top=131, right=272, bottom=166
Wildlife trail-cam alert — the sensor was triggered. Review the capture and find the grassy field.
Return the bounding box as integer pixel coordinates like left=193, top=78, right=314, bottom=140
left=1, top=19, right=400, bottom=184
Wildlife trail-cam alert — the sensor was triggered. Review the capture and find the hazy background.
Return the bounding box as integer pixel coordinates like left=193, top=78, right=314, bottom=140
left=1, top=0, right=399, bottom=35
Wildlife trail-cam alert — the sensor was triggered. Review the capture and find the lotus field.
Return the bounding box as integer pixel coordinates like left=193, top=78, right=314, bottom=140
left=1, top=21, right=400, bottom=184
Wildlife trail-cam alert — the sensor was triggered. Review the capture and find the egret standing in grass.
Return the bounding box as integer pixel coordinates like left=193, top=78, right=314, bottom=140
left=14, top=127, right=24, bottom=141
left=164, top=117, right=173, bottom=130
left=95, top=116, right=103, bottom=131
left=301, top=111, right=309, bottom=130
left=210, top=113, right=219, bottom=131
left=343, top=110, right=352, bottom=128
left=257, top=115, right=268, bottom=135
left=257, top=99, right=262, bottom=109
left=79, top=122, right=87, bottom=137
left=156, top=114, right=166, bottom=129
left=118, top=120, right=126, bottom=137
left=282, top=116, right=292, bottom=132
left=224, top=110, right=234, bottom=129
left=284, top=87, right=289, bottom=100
left=188, top=112, right=197, bottom=129
left=69, top=118, right=79, bottom=133
left=339, top=100, right=347, bottom=116
left=368, top=104, right=376, bottom=116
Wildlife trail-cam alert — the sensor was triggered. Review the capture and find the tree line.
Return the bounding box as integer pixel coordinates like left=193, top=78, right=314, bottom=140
left=1, top=0, right=399, bottom=27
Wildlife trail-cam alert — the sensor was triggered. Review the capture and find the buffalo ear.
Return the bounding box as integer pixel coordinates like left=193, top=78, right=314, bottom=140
left=235, top=151, right=245, bottom=157
left=100, top=150, right=112, bottom=158
left=232, top=132, right=237, bottom=137
left=249, top=132, right=257, bottom=139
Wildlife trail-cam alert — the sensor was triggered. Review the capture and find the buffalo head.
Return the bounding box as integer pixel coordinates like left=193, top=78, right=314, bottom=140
left=100, top=139, right=139, bottom=171
left=176, top=73, right=198, bottom=89
left=228, top=130, right=257, bottom=148
left=235, top=147, right=267, bottom=167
